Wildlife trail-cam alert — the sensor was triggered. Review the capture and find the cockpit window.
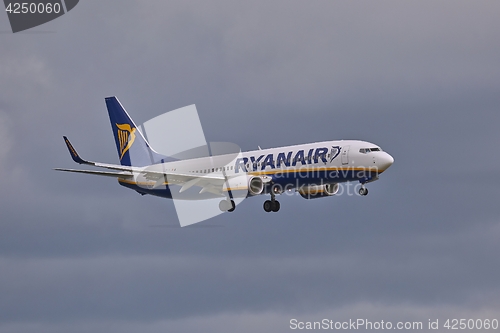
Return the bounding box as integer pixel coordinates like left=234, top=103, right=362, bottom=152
left=360, top=147, right=382, bottom=153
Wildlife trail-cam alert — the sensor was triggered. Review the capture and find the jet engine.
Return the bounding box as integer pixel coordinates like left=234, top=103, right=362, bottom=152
left=247, top=176, right=265, bottom=196
left=299, top=183, right=339, bottom=199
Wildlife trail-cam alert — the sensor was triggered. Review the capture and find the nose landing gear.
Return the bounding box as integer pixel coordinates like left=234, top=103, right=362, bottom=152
left=358, top=186, right=369, bottom=196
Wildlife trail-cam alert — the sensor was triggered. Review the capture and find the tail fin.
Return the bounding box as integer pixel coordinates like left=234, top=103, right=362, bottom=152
left=105, top=96, right=169, bottom=166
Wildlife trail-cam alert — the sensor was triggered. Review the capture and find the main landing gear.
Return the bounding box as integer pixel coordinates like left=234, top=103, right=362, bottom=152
left=263, top=190, right=280, bottom=212
left=219, top=199, right=235, bottom=212
left=263, top=200, right=280, bottom=212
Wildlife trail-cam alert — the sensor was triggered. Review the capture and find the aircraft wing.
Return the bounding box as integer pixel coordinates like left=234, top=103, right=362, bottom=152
left=57, top=137, right=228, bottom=194
left=140, top=170, right=227, bottom=194
left=53, top=168, right=134, bottom=178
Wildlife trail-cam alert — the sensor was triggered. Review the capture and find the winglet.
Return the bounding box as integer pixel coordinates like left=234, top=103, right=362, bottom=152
left=63, top=136, right=90, bottom=165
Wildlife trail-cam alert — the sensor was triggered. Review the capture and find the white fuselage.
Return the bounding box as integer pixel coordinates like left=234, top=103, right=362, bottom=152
left=118, top=140, right=394, bottom=200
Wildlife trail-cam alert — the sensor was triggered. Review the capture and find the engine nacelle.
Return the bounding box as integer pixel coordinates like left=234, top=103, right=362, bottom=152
left=248, top=176, right=264, bottom=196
left=224, top=175, right=270, bottom=198
left=299, top=183, right=339, bottom=199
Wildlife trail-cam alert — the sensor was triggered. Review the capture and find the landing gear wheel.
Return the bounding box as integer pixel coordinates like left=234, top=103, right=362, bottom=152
left=359, top=187, right=369, bottom=196
left=228, top=200, right=235, bottom=212
left=271, top=200, right=280, bottom=212
left=219, top=199, right=235, bottom=212
left=263, top=200, right=273, bottom=212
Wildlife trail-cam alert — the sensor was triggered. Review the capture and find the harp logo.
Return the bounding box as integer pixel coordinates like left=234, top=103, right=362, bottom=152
left=116, top=123, right=136, bottom=160
left=330, top=146, right=341, bottom=163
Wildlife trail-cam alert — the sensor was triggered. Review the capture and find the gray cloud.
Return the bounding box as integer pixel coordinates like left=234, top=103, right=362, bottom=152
left=1, top=0, right=500, bottom=332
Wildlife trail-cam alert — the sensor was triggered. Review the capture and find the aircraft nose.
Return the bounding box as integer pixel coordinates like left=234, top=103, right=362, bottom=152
left=379, top=152, right=394, bottom=170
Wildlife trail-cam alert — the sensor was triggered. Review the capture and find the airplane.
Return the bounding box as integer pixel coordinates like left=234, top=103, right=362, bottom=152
left=56, top=97, right=394, bottom=213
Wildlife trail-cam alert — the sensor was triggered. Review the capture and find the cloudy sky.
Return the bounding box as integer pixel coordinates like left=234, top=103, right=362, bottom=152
left=1, top=1, right=500, bottom=332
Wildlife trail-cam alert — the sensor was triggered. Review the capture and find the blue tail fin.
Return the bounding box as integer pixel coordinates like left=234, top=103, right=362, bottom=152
left=105, top=96, right=169, bottom=166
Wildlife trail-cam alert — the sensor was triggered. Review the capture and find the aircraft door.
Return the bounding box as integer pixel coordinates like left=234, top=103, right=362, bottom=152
left=341, top=145, right=350, bottom=165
